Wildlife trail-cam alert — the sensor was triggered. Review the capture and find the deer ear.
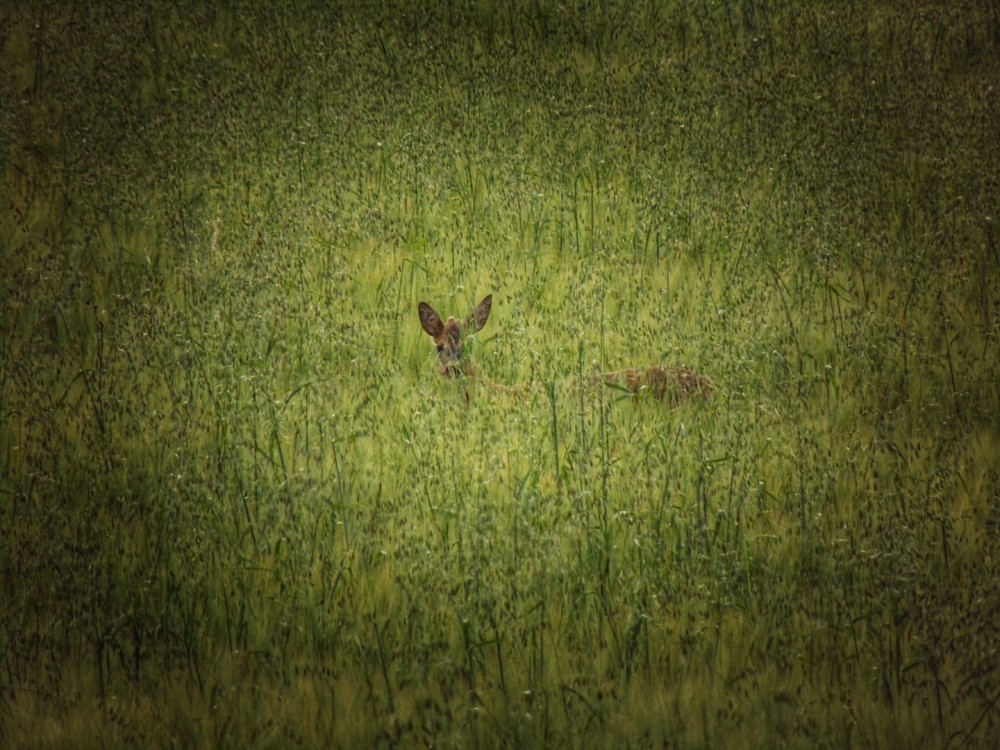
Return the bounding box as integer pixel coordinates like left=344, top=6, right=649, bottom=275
left=418, top=302, right=444, bottom=338
left=468, top=294, right=492, bottom=332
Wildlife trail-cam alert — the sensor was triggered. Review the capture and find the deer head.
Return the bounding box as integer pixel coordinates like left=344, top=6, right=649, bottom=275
left=418, top=295, right=492, bottom=378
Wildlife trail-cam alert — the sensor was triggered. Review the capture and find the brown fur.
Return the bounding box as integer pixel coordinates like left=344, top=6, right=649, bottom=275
left=601, top=365, right=713, bottom=405
left=418, top=294, right=711, bottom=405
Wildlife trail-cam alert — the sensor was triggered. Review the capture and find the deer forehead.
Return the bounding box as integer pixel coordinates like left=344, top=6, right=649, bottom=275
left=438, top=318, right=463, bottom=343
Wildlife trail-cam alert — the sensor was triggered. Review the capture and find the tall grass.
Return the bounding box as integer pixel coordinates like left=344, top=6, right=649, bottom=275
left=2, top=0, right=999, bottom=746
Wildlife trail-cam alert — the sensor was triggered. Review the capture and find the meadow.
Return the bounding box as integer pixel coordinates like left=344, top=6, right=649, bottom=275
left=2, top=1, right=999, bottom=747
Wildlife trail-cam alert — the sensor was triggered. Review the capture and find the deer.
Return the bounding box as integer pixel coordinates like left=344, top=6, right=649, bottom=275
left=417, top=294, right=712, bottom=406
left=418, top=294, right=494, bottom=379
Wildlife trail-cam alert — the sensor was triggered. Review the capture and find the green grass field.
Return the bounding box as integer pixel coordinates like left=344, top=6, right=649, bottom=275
left=3, top=1, right=999, bottom=747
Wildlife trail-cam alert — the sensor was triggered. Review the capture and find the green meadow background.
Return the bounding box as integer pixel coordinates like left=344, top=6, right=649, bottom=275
left=2, top=1, right=999, bottom=747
